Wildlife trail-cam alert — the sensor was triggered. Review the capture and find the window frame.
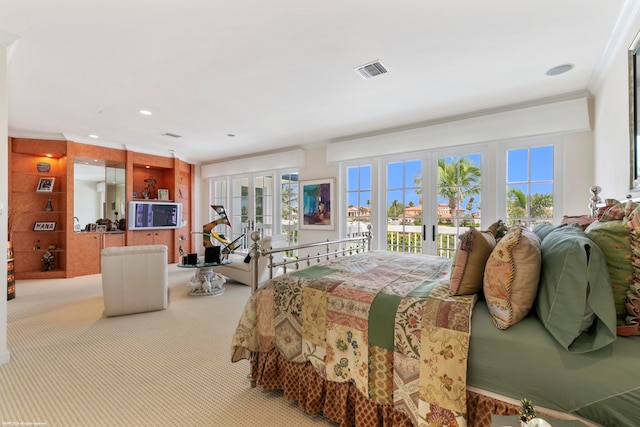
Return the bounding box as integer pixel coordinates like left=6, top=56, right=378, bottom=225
left=339, top=158, right=377, bottom=243
left=208, top=168, right=300, bottom=250
left=428, top=145, right=488, bottom=257
left=339, top=136, right=562, bottom=252
left=380, top=152, right=427, bottom=253
left=497, top=136, right=564, bottom=227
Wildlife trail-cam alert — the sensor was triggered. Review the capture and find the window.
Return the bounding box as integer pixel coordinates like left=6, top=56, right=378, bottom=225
left=281, top=172, right=299, bottom=246
left=253, top=173, right=274, bottom=236
left=346, top=164, right=372, bottom=237
left=435, top=154, right=482, bottom=258
left=386, top=159, right=422, bottom=253
left=209, top=169, right=298, bottom=250
left=230, top=176, right=250, bottom=243
left=505, top=145, right=555, bottom=227
left=207, top=178, right=229, bottom=239
left=340, top=136, right=560, bottom=254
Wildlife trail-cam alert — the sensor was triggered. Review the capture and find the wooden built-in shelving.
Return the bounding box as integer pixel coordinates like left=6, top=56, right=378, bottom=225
left=9, top=137, right=195, bottom=279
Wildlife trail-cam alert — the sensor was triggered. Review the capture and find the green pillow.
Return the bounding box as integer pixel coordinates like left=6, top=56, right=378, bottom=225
left=535, top=225, right=617, bottom=353
left=585, top=219, right=632, bottom=327
left=532, top=223, right=557, bottom=242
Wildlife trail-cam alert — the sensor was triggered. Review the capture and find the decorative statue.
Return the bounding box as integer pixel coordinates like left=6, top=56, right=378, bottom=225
left=41, top=250, right=54, bottom=271
left=186, top=271, right=226, bottom=295
left=202, top=205, right=232, bottom=248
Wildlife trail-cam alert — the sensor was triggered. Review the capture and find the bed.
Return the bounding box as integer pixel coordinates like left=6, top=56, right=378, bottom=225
left=230, top=193, right=640, bottom=427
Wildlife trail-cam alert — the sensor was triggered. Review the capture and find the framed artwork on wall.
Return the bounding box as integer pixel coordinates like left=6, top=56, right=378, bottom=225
left=36, top=177, right=55, bottom=192
left=33, top=221, right=56, bottom=231
left=300, top=178, right=334, bottom=230
left=158, top=189, right=170, bottom=200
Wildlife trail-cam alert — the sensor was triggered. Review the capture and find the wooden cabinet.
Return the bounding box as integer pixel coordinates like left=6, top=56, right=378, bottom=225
left=128, top=229, right=173, bottom=251
left=104, top=232, right=125, bottom=248
left=9, top=139, right=68, bottom=279
left=67, top=232, right=125, bottom=277
left=68, top=232, right=102, bottom=277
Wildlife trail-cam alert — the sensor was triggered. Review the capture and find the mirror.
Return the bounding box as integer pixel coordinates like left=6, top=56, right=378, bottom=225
left=629, top=31, right=640, bottom=191
left=74, top=158, right=126, bottom=230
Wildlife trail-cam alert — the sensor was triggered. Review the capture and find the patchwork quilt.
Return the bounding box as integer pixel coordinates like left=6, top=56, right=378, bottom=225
left=231, top=250, right=477, bottom=426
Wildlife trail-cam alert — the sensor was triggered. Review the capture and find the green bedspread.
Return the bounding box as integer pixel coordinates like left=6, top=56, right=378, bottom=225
left=468, top=302, right=640, bottom=427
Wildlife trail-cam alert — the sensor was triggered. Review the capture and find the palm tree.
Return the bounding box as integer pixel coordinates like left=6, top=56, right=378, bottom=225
left=507, top=188, right=553, bottom=225
left=507, top=187, right=527, bottom=223
left=412, top=157, right=481, bottom=225
left=437, top=158, right=481, bottom=224
left=387, top=199, right=404, bottom=219
left=530, top=193, right=553, bottom=219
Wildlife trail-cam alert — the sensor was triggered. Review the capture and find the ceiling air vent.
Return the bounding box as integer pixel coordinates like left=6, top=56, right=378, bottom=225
left=354, top=60, right=389, bottom=80
left=162, top=132, right=182, bottom=138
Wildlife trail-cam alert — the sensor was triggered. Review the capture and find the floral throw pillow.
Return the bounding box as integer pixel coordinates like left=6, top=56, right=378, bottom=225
left=483, top=226, right=541, bottom=330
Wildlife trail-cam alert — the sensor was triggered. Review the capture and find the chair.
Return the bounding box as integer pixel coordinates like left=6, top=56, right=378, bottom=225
left=101, top=245, right=169, bottom=317
left=213, top=234, right=286, bottom=286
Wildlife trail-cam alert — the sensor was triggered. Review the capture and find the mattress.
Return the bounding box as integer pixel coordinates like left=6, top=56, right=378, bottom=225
left=468, top=301, right=640, bottom=426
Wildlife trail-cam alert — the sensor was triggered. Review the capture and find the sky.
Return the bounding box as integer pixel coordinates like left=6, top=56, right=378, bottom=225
left=347, top=145, right=554, bottom=210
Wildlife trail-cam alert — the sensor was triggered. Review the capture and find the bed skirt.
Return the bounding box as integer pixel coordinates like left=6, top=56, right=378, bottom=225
left=250, top=348, right=521, bottom=427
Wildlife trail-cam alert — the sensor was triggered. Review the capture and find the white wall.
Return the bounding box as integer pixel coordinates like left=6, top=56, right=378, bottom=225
left=563, top=131, right=596, bottom=214
left=297, top=146, right=339, bottom=247
left=0, top=36, right=10, bottom=364
left=593, top=10, right=640, bottom=197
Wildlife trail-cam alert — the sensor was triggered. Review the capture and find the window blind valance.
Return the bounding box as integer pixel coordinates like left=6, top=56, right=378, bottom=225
left=201, top=149, right=305, bottom=178
left=326, top=96, right=590, bottom=163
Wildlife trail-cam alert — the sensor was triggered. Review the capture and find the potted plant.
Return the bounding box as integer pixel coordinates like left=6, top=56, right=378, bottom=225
left=519, top=398, right=536, bottom=426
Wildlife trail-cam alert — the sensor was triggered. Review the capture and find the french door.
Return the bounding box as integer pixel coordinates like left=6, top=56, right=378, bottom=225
left=383, top=150, right=483, bottom=257
left=384, top=158, right=425, bottom=253
left=230, top=173, right=274, bottom=248
left=431, top=152, right=482, bottom=258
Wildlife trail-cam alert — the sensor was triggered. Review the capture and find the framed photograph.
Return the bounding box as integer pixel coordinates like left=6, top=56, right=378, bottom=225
left=132, top=191, right=138, bottom=199
left=36, top=177, right=55, bottom=192
left=33, top=221, right=56, bottom=231
left=158, top=189, right=170, bottom=200
left=300, top=178, right=334, bottom=230
left=96, top=225, right=107, bottom=232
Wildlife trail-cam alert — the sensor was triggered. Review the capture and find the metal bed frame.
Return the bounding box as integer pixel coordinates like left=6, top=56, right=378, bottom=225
left=248, top=224, right=372, bottom=293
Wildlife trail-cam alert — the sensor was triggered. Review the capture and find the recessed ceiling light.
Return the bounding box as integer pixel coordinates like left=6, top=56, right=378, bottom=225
left=546, top=64, right=574, bottom=76
left=88, top=134, right=99, bottom=139
left=139, top=110, right=152, bottom=116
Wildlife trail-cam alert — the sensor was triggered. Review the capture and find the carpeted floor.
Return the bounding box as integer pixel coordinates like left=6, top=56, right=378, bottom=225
left=0, top=265, right=337, bottom=427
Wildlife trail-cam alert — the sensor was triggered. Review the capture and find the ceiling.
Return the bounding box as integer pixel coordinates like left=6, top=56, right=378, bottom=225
left=0, top=1, right=633, bottom=165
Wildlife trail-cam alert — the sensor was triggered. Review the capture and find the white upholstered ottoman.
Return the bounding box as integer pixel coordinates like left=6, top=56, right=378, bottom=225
left=101, top=245, right=169, bottom=317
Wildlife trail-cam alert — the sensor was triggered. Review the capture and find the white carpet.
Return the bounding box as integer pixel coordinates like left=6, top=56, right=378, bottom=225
left=0, top=266, right=336, bottom=427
